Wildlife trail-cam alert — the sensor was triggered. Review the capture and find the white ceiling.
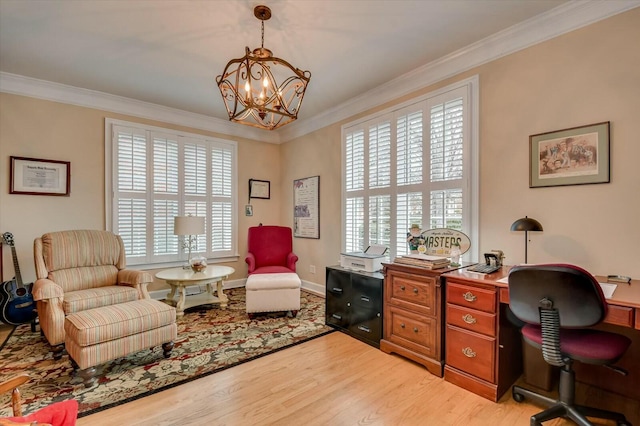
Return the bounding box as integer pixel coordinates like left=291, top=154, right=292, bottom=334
left=0, top=1, right=637, bottom=140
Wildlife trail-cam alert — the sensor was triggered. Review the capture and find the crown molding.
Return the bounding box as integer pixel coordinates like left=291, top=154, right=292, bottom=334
left=1, top=1, right=637, bottom=144
left=279, top=0, right=640, bottom=141
left=0, top=72, right=281, bottom=144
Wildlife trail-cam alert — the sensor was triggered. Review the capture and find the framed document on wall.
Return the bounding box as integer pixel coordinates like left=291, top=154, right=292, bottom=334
left=293, top=175, right=319, bottom=239
left=249, top=179, right=270, bottom=199
left=10, top=156, right=71, bottom=196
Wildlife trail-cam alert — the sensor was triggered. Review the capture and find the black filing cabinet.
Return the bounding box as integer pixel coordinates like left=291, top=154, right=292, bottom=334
left=325, top=265, right=384, bottom=348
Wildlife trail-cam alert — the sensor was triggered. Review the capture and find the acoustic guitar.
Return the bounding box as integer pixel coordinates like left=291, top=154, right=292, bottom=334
left=0, top=232, right=37, bottom=325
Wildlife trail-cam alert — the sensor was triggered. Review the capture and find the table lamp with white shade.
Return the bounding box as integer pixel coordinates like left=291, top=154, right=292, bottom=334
left=174, top=215, right=205, bottom=269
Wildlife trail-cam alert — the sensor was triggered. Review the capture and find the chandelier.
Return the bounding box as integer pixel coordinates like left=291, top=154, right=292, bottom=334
left=216, top=5, right=312, bottom=130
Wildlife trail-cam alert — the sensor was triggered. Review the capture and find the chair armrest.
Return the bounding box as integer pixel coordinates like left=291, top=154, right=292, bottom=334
left=32, top=279, right=63, bottom=302
left=287, top=253, right=299, bottom=272
left=118, top=269, right=152, bottom=299
left=245, top=252, right=256, bottom=273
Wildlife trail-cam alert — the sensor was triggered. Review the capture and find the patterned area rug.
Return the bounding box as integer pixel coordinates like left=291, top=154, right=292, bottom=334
left=0, top=288, right=333, bottom=418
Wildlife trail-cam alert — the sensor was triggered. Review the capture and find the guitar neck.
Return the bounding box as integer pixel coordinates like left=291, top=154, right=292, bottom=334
left=10, top=246, right=24, bottom=288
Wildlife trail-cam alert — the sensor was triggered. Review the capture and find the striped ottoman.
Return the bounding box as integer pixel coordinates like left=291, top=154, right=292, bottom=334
left=64, top=299, right=177, bottom=387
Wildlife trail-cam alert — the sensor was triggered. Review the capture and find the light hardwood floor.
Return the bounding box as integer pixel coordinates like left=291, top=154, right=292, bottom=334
left=74, top=332, right=638, bottom=426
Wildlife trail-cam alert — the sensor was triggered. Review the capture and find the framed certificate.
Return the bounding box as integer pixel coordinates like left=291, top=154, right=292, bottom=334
left=249, top=179, right=270, bottom=199
left=10, top=156, right=71, bottom=196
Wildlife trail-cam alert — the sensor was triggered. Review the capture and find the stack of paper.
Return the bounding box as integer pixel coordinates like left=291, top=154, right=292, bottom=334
left=393, top=254, right=450, bottom=269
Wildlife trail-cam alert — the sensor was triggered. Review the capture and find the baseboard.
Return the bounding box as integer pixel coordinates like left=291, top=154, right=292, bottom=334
left=149, top=277, right=325, bottom=300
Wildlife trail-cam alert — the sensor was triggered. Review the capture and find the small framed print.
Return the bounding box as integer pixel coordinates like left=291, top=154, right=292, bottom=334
left=245, top=205, right=253, bottom=216
left=530, top=122, right=610, bottom=188
left=249, top=179, right=270, bottom=199
left=10, top=156, right=71, bottom=196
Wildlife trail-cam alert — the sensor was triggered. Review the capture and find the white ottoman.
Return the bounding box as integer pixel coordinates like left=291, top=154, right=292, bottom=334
left=245, top=272, right=301, bottom=318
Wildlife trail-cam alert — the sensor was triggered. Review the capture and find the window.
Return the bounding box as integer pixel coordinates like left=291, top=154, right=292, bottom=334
left=342, top=78, right=478, bottom=261
left=106, top=119, right=238, bottom=267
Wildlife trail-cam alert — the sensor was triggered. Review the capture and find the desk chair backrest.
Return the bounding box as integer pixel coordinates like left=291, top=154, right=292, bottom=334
left=508, top=263, right=607, bottom=366
left=508, top=264, right=632, bottom=426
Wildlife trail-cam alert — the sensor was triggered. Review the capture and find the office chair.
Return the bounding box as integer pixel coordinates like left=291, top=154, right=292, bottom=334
left=508, top=264, right=632, bottom=426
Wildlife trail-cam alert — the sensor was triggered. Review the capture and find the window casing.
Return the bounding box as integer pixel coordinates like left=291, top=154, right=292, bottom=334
left=106, top=119, right=238, bottom=267
left=342, top=78, right=478, bottom=262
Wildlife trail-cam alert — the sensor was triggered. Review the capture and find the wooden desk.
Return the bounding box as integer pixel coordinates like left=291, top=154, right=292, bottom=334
left=442, top=267, right=640, bottom=401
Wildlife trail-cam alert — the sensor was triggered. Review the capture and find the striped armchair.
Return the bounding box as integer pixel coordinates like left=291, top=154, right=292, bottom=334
left=32, top=230, right=152, bottom=357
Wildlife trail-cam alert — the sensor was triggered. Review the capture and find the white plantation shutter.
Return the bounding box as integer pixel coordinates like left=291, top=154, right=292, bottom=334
left=211, top=147, right=233, bottom=252
left=397, top=110, right=423, bottom=186
left=430, top=98, right=464, bottom=182
left=342, top=80, right=476, bottom=261
left=369, top=195, right=391, bottom=247
left=345, top=197, right=364, bottom=252
left=369, top=122, right=391, bottom=189
left=345, top=130, right=365, bottom=192
left=109, top=120, right=237, bottom=266
left=396, top=192, right=422, bottom=256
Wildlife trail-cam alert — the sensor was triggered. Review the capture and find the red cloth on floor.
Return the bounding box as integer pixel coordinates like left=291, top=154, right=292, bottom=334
left=1, top=400, right=78, bottom=426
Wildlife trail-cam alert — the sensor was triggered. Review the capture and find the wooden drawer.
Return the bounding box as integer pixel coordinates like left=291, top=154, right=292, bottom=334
left=446, top=325, right=495, bottom=383
left=388, top=272, right=437, bottom=315
left=446, top=304, right=496, bottom=337
left=447, top=281, right=496, bottom=313
left=386, top=305, right=437, bottom=358
left=604, top=304, right=634, bottom=328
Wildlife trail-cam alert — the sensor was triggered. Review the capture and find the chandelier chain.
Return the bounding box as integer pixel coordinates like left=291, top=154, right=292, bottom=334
left=261, top=20, right=264, bottom=49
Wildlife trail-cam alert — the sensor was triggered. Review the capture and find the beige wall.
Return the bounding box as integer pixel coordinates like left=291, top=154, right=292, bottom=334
left=2, top=9, right=639, bottom=291
left=283, top=8, right=640, bottom=283
left=0, top=95, right=281, bottom=290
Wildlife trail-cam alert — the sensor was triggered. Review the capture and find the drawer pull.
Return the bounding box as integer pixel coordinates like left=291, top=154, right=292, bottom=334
left=332, top=314, right=342, bottom=320
left=413, top=327, right=419, bottom=333
left=462, top=314, right=477, bottom=324
left=360, top=296, right=370, bottom=303
left=413, top=288, right=418, bottom=294
left=462, top=347, right=476, bottom=358
left=357, top=325, right=370, bottom=333
left=462, top=291, right=477, bottom=302
left=400, top=323, right=406, bottom=328
left=400, top=285, right=406, bottom=291
left=332, top=287, right=343, bottom=293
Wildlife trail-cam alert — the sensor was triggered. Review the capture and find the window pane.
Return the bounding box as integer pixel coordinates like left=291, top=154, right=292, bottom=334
left=118, top=198, right=146, bottom=257
left=153, top=137, right=179, bottom=194
left=153, top=200, right=179, bottom=255
left=117, top=131, right=146, bottom=192
left=369, top=122, right=391, bottom=188
left=185, top=201, right=208, bottom=252
left=346, top=130, right=365, bottom=192
left=369, top=195, right=391, bottom=247
left=430, top=98, right=463, bottom=182
left=430, top=189, right=463, bottom=230
left=397, top=111, right=423, bottom=186
left=212, top=147, right=232, bottom=197
left=345, top=197, right=364, bottom=252
left=185, top=143, right=207, bottom=196
left=396, top=192, right=422, bottom=256
left=211, top=201, right=232, bottom=251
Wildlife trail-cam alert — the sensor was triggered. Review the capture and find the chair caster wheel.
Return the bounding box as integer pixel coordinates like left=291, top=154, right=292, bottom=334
left=512, top=391, right=525, bottom=403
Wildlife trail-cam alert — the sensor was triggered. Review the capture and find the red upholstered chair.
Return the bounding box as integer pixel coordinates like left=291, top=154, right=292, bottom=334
left=0, top=374, right=78, bottom=426
left=245, top=225, right=298, bottom=275
left=508, top=264, right=631, bottom=426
